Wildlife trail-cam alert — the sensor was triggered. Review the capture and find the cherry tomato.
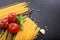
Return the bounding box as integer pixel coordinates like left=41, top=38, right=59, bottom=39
left=7, top=23, right=20, bottom=33
left=0, top=18, right=7, bottom=29
left=8, top=12, right=18, bottom=23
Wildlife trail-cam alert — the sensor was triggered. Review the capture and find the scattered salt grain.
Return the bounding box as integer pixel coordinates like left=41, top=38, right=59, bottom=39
left=37, top=9, right=40, bottom=12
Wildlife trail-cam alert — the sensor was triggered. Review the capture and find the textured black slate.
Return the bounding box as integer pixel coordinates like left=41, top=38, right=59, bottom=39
left=0, top=0, right=60, bottom=40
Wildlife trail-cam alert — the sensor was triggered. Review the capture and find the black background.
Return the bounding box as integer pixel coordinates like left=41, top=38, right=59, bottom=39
left=0, top=0, right=60, bottom=40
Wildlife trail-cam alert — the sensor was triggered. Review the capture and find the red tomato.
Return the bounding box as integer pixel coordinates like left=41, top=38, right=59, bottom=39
left=8, top=12, right=18, bottom=23
left=7, top=23, right=20, bottom=33
left=0, top=18, right=7, bottom=29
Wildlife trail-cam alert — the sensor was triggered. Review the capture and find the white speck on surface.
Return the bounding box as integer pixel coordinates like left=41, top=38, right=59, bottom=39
left=37, top=20, right=39, bottom=22
left=46, top=29, right=48, bottom=31
left=31, top=8, right=35, bottom=11
left=40, top=29, right=45, bottom=35
left=31, top=17, right=33, bottom=18
left=36, top=23, right=38, bottom=25
left=33, top=18, right=36, bottom=21
left=37, top=9, right=40, bottom=12
left=45, top=26, right=47, bottom=28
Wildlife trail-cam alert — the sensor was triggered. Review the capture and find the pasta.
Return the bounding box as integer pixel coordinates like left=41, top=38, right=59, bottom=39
left=15, top=18, right=40, bottom=40
left=0, top=2, right=29, bottom=19
left=0, top=2, right=40, bottom=40
left=32, top=27, right=40, bottom=39
left=6, top=32, right=12, bottom=40
left=0, top=30, right=8, bottom=40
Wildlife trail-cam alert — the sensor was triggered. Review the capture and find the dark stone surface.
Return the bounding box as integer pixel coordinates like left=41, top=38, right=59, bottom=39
left=0, top=0, right=60, bottom=40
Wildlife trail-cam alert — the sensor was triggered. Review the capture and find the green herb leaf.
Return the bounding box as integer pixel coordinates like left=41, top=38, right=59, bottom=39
left=23, top=16, right=27, bottom=22
left=18, top=15, right=27, bottom=30
left=20, top=23, right=24, bottom=30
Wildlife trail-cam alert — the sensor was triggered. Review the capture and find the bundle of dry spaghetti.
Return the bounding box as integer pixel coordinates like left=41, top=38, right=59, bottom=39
left=14, top=18, right=40, bottom=40
left=0, top=2, right=40, bottom=40
left=0, top=2, right=29, bottom=19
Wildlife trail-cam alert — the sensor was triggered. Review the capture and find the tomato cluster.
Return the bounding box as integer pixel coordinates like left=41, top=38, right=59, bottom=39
left=0, top=12, right=20, bottom=33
